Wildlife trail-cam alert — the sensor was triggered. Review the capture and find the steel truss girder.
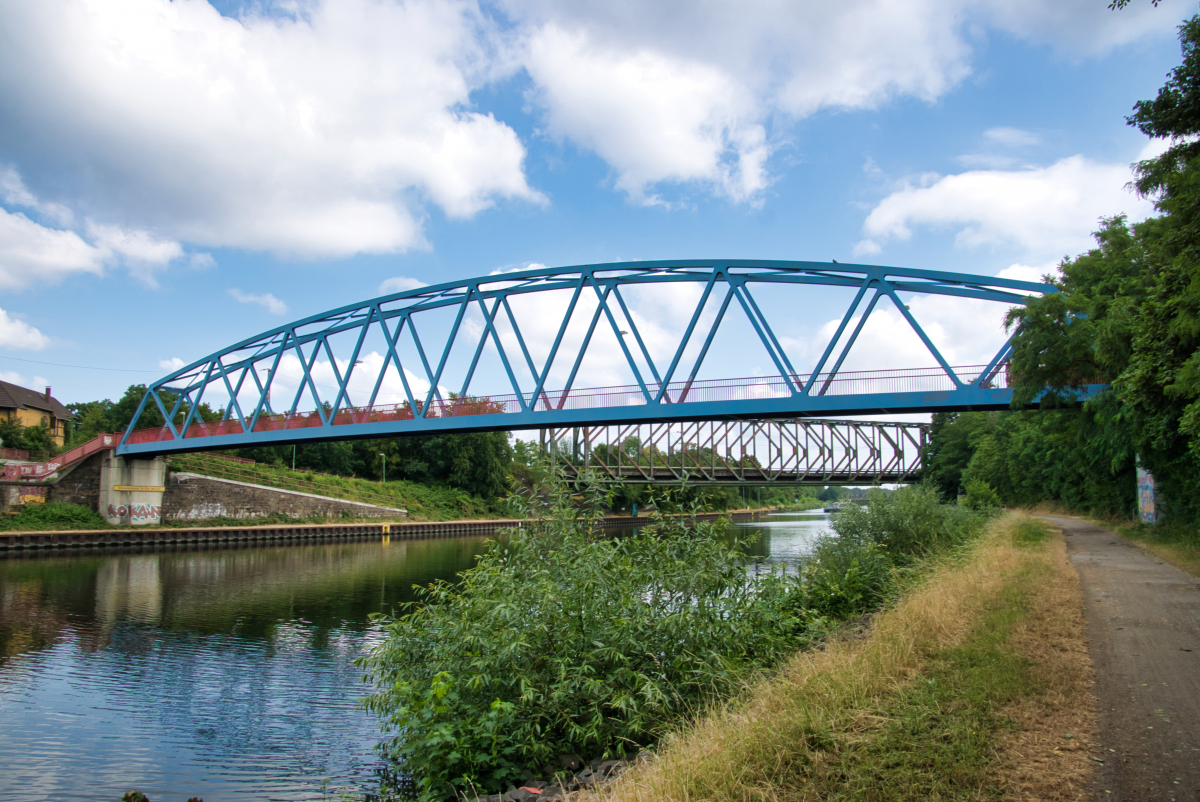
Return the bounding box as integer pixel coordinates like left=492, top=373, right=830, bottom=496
left=543, top=418, right=930, bottom=485
left=116, top=259, right=1065, bottom=457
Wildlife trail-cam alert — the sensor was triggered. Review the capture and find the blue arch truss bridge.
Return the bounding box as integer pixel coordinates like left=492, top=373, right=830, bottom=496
left=544, top=419, right=929, bottom=486
left=118, top=260, right=1086, bottom=457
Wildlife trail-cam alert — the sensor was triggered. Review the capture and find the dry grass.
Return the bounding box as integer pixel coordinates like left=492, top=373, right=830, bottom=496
left=987, top=517, right=1098, bottom=801
left=582, top=512, right=1097, bottom=802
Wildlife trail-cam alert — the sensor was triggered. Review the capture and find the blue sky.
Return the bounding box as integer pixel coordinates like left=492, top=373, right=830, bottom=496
left=0, top=0, right=1188, bottom=410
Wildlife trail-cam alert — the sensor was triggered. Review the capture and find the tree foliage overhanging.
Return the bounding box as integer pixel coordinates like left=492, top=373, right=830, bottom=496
left=928, top=13, right=1200, bottom=524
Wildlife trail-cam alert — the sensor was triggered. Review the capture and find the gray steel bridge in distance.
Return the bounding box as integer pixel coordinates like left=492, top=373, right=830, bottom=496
left=543, top=418, right=927, bottom=485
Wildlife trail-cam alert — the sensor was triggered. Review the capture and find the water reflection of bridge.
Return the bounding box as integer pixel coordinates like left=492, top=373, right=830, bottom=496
left=545, top=418, right=928, bottom=485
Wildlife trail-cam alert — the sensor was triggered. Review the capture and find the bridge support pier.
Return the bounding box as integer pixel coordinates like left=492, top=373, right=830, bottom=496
left=99, top=454, right=166, bottom=526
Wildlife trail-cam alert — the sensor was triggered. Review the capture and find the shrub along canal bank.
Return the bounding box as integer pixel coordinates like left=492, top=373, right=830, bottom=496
left=358, top=482, right=1008, bottom=801
left=590, top=512, right=1098, bottom=802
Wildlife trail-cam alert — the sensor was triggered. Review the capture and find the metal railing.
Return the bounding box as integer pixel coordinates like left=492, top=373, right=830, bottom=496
left=125, top=364, right=1006, bottom=445
left=0, top=434, right=118, bottom=481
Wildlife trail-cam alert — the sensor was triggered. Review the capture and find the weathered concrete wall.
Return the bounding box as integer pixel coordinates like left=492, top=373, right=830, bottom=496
left=99, top=456, right=167, bottom=526
left=162, top=472, right=406, bottom=522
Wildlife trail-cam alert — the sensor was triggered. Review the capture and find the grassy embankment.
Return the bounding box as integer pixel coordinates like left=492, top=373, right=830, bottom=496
left=593, top=512, right=1098, bottom=802
left=169, top=454, right=506, bottom=522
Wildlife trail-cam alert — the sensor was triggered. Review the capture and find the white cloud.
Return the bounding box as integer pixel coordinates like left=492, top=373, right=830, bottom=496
left=523, top=24, right=770, bottom=203
left=0, top=169, right=188, bottom=288
left=189, top=253, right=216, bottom=270
left=983, top=127, right=1039, bottom=148
left=977, top=0, right=1192, bottom=55
left=998, top=263, right=1054, bottom=283
left=85, top=220, right=184, bottom=286
left=0, top=370, right=50, bottom=391
left=159, top=357, right=186, bottom=372
left=0, top=0, right=541, bottom=259
left=506, top=0, right=1181, bottom=204
left=0, top=208, right=106, bottom=290
left=0, top=308, right=50, bottom=350
left=856, top=155, right=1156, bottom=262
left=378, top=276, right=431, bottom=295
left=229, top=288, right=288, bottom=315
left=0, top=0, right=1184, bottom=252
left=0, top=166, right=72, bottom=225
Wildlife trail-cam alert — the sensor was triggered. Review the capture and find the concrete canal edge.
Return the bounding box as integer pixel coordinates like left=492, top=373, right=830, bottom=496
left=0, top=510, right=769, bottom=551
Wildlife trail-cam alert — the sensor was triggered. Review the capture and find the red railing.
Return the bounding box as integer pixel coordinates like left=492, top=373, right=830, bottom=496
left=0, top=433, right=118, bottom=481
left=0, top=447, right=29, bottom=461
left=123, top=364, right=1009, bottom=446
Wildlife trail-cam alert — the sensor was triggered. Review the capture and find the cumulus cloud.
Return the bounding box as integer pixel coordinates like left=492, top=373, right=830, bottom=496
left=0, top=0, right=541, bottom=259
left=523, top=24, right=769, bottom=203
left=229, top=288, right=288, bottom=315
left=0, top=308, right=51, bottom=350
left=85, top=220, right=185, bottom=286
left=998, top=263, right=1055, bottom=283
left=0, top=168, right=188, bottom=288
left=378, top=276, right=431, bottom=295
left=0, top=0, right=1184, bottom=257
left=506, top=0, right=1181, bottom=203
left=0, top=208, right=106, bottom=290
left=159, top=357, right=186, bottom=372
left=854, top=155, right=1156, bottom=261
left=0, top=167, right=72, bottom=225
left=977, top=0, right=1192, bottom=55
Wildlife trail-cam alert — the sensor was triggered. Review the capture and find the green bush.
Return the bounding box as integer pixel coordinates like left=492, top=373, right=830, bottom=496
left=359, top=478, right=994, bottom=800
left=831, top=485, right=987, bottom=565
left=962, top=479, right=1002, bottom=511
left=0, top=501, right=106, bottom=531
left=359, top=475, right=817, bottom=800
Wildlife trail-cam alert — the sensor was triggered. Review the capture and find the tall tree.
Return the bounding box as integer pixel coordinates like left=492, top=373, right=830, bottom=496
left=1005, top=15, right=1200, bottom=521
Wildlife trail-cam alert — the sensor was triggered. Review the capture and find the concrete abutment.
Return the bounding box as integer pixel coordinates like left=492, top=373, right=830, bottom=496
left=37, top=448, right=406, bottom=525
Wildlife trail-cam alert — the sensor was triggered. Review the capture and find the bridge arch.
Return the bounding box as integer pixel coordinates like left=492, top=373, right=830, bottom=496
left=118, top=259, right=1058, bottom=457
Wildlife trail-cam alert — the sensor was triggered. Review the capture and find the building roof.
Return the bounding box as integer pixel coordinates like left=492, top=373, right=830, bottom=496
left=0, top=380, right=73, bottom=420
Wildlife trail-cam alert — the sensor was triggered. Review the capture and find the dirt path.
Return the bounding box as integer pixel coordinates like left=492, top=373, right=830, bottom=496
left=1040, top=515, right=1200, bottom=801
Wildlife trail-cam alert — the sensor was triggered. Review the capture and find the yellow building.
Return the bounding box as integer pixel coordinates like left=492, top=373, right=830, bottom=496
left=0, top=381, right=73, bottom=447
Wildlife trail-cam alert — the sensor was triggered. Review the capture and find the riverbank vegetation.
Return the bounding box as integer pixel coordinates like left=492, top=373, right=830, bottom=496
left=922, top=14, right=1200, bottom=562
left=359, top=477, right=996, bottom=800
left=592, top=513, right=1096, bottom=802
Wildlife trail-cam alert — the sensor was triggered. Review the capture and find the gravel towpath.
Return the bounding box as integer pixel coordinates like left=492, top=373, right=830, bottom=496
left=1040, top=515, right=1200, bottom=802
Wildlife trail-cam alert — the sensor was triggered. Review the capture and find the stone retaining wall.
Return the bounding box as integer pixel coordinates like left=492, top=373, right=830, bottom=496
left=162, top=472, right=406, bottom=521
left=46, top=451, right=106, bottom=510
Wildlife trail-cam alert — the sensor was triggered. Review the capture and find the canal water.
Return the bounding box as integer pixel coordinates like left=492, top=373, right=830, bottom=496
left=0, top=512, right=831, bottom=802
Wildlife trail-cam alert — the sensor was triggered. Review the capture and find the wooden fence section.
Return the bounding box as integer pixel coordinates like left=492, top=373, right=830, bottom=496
left=0, top=510, right=766, bottom=551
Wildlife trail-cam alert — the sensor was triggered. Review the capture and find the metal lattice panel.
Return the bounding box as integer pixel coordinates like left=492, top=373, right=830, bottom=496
left=544, top=419, right=928, bottom=485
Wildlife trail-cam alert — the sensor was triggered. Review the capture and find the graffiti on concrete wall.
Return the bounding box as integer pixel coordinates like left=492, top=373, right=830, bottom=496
left=1136, top=464, right=1157, bottom=524
left=107, top=504, right=162, bottom=524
